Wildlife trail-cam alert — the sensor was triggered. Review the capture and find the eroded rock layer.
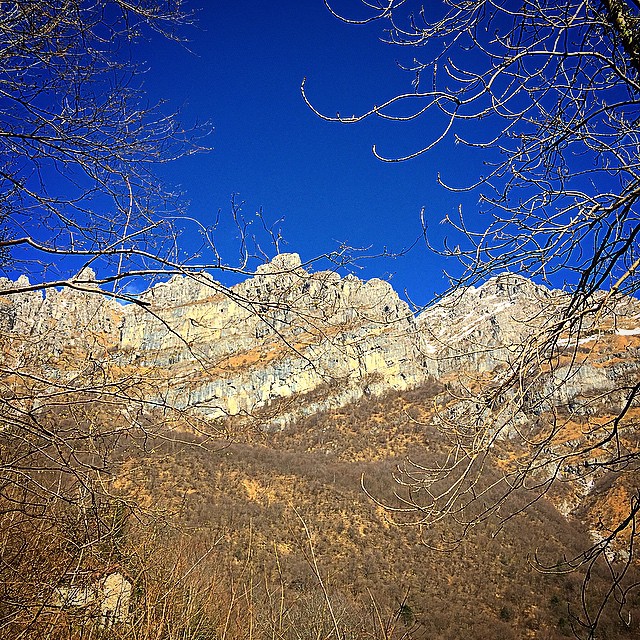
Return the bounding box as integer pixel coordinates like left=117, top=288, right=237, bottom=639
left=1, top=254, right=639, bottom=425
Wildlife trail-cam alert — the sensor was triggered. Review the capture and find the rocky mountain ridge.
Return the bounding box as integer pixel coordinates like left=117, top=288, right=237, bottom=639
left=1, top=253, right=639, bottom=425
left=2, top=253, right=640, bottom=638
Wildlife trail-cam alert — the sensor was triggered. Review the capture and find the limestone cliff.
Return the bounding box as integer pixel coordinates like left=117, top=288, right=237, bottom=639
left=416, top=273, right=563, bottom=374
left=1, top=255, right=638, bottom=426
left=118, top=254, right=424, bottom=420
left=0, top=255, right=424, bottom=421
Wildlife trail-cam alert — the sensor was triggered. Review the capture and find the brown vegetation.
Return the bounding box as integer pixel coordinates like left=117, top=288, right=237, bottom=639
left=3, top=379, right=637, bottom=639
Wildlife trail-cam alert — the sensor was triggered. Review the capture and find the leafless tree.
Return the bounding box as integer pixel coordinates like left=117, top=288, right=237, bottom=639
left=0, top=0, right=209, bottom=294
left=0, top=7, right=399, bottom=635
left=0, top=2, right=360, bottom=299
left=0, top=3, right=308, bottom=635
left=0, top=2, right=208, bottom=633
left=308, top=1, right=640, bottom=637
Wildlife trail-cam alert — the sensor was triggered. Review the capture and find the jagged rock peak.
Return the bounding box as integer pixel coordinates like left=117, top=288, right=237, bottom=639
left=16, top=274, right=31, bottom=288
left=0, top=274, right=33, bottom=292
left=476, top=272, right=555, bottom=300
left=74, top=267, right=97, bottom=282
left=136, top=255, right=305, bottom=308
left=138, top=271, right=218, bottom=307
left=255, top=253, right=303, bottom=275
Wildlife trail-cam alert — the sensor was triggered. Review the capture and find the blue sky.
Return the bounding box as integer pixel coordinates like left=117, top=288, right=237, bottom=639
left=135, top=1, right=483, bottom=306
left=6, top=1, right=634, bottom=305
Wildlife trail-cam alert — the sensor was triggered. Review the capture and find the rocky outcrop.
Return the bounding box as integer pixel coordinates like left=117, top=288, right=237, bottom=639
left=1, top=256, right=638, bottom=424
left=1, top=269, right=121, bottom=337
left=0, top=255, right=424, bottom=421
left=117, top=254, right=422, bottom=418
left=416, top=274, right=563, bottom=375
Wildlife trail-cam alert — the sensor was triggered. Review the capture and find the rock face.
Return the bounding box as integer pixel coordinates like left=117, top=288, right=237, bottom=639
left=0, top=270, right=122, bottom=348
left=416, top=273, right=563, bottom=374
left=0, top=255, right=424, bottom=421
left=117, top=255, right=422, bottom=419
left=1, top=255, right=638, bottom=424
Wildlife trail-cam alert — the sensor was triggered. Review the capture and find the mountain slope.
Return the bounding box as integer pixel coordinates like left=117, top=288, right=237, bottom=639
left=1, top=255, right=639, bottom=639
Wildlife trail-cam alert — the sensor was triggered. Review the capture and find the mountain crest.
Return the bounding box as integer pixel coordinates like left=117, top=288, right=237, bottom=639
left=1, top=257, right=638, bottom=425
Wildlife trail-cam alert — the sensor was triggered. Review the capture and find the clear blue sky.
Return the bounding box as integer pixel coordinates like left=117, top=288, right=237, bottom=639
left=137, top=1, right=483, bottom=306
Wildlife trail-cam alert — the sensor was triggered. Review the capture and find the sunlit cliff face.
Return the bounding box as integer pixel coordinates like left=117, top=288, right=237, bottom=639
left=2, top=254, right=639, bottom=426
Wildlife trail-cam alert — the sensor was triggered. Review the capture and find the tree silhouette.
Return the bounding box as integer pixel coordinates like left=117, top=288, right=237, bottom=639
left=0, top=1, right=216, bottom=295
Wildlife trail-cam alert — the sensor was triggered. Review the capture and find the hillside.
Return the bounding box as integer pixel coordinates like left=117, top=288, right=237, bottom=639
left=0, top=255, right=639, bottom=639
